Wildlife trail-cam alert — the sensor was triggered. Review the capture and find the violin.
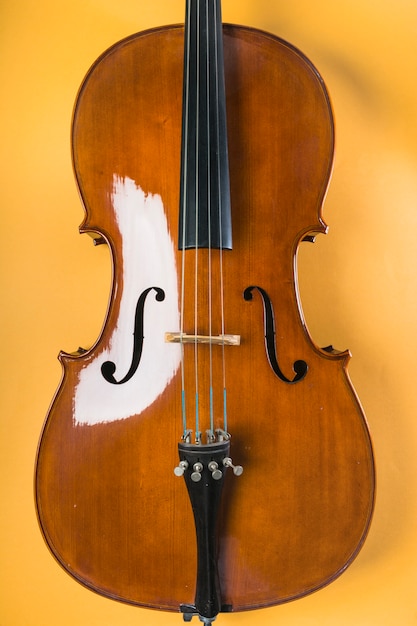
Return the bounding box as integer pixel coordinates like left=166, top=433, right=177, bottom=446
left=35, top=1, right=375, bottom=623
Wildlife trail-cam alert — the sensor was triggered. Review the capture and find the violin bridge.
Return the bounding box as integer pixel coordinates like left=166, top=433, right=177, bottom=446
left=165, top=332, right=240, bottom=346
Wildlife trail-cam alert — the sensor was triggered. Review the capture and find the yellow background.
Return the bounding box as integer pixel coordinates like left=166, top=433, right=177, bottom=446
left=1, top=0, right=416, bottom=624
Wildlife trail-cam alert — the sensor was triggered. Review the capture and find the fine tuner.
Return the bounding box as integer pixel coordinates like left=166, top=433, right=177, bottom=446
left=174, top=457, right=243, bottom=480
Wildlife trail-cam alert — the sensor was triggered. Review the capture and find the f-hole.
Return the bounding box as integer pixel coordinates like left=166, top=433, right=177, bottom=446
left=101, top=286, right=165, bottom=385
left=243, top=285, right=308, bottom=383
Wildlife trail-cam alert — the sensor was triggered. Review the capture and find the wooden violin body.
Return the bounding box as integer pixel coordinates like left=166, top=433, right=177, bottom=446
left=35, top=17, right=374, bottom=620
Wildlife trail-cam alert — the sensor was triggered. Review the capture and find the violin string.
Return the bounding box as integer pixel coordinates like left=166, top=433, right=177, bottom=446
left=181, top=0, right=229, bottom=442
left=207, top=0, right=214, bottom=437
left=179, top=0, right=192, bottom=439
left=214, top=0, right=228, bottom=434
left=194, top=0, right=200, bottom=443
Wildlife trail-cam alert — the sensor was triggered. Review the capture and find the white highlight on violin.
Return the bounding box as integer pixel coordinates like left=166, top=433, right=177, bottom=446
left=74, top=175, right=181, bottom=425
